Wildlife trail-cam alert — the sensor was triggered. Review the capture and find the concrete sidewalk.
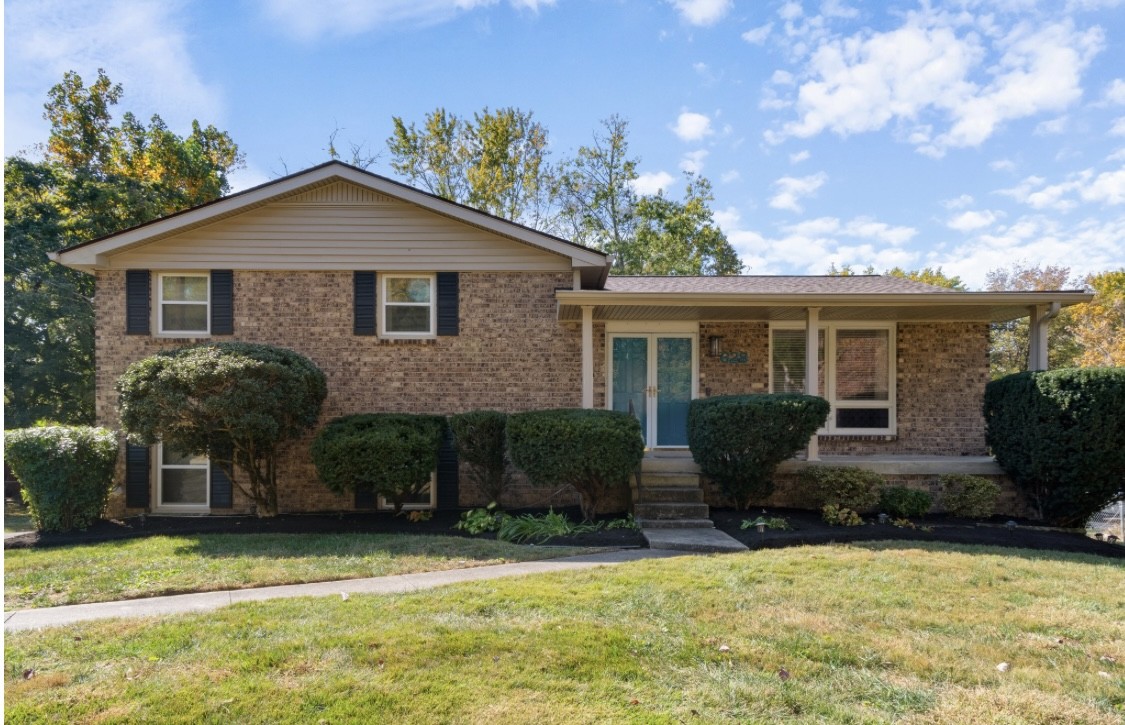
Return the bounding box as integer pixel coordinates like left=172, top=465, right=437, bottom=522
left=5, top=548, right=685, bottom=632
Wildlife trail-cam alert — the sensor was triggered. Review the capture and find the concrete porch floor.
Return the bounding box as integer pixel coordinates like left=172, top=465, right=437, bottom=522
left=643, top=451, right=1004, bottom=476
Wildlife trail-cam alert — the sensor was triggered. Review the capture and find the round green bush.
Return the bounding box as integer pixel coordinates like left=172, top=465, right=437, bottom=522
left=688, top=394, right=830, bottom=510
left=507, top=408, right=643, bottom=521
left=311, top=413, right=447, bottom=514
left=878, top=485, right=933, bottom=518
left=795, top=466, right=882, bottom=513
left=940, top=474, right=1001, bottom=519
left=4, top=426, right=118, bottom=532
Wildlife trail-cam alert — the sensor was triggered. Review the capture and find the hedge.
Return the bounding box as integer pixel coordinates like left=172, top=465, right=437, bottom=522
left=507, top=409, right=643, bottom=521
left=940, top=474, right=1001, bottom=519
left=794, top=466, right=882, bottom=513
left=984, top=368, right=1125, bottom=526
left=450, top=410, right=510, bottom=505
left=4, top=426, right=118, bottom=532
left=687, top=394, right=830, bottom=509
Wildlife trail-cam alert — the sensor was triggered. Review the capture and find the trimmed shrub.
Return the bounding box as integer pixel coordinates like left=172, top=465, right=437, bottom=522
left=450, top=410, right=510, bottom=505
left=118, top=342, right=326, bottom=517
left=940, top=474, right=1001, bottom=519
left=878, top=485, right=932, bottom=518
left=311, top=413, right=447, bottom=514
left=688, top=394, right=830, bottom=510
left=822, top=504, right=864, bottom=527
left=4, top=426, right=117, bottom=532
left=507, top=409, right=643, bottom=521
left=795, top=466, right=882, bottom=513
left=984, top=368, right=1125, bottom=525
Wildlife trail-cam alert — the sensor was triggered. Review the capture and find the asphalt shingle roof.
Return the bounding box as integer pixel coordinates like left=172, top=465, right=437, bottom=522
left=600, top=275, right=960, bottom=294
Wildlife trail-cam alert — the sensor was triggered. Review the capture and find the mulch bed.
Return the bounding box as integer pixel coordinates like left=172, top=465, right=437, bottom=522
left=6, top=503, right=1122, bottom=559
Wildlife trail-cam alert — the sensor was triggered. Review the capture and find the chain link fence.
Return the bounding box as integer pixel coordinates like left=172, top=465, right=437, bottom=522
left=1086, top=493, right=1124, bottom=541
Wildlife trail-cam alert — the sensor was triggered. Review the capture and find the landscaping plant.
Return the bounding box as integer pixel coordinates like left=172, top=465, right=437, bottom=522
left=312, top=413, right=446, bottom=514
left=450, top=410, right=511, bottom=505
left=984, top=368, right=1125, bottom=525
left=821, top=504, right=864, bottom=526
left=454, top=503, right=507, bottom=534
left=4, top=425, right=117, bottom=532
left=507, top=408, right=643, bottom=521
left=878, top=485, right=933, bottom=518
left=496, top=508, right=599, bottom=544
left=940, top=474, right=1002, bottom=518
left=795, top=465, right=882, bottom=513
left=117, top=343, right=326, bottom=517
left=687, top=394, right=829, bottom=509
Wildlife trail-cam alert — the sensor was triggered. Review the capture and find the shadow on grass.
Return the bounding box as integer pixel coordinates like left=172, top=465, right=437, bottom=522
left=166, top=532, right=546, bottom=561
left=4, top=497, right=34, bottom=534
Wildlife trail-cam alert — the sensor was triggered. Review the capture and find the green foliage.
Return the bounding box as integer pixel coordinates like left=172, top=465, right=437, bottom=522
left=795, top=466, right=883, bottom=513
left=939, top=474, right=1002, bottom=519
left=117, top=343, right=326, bottom=517
left=496, top=508, right=599, bottom=544
left=604, top=513, right=640, bottom=531
left=740, top=516, right=793, bottom=531
left=984, top=368, right=1125, bottom=525
left=507, top=409, right=644, bottom=521
left=878, top=486, right=933, bottom=518
left=1073, top=269, right=1125, bottom=367
left=687, top=394, right=830, bottom=510
left=4, top=426, right=117, bottom=532
left=821, top=504, right=864, bottom=526
left=985, top=264, right=1081, bottom=378
left=450, top=410, right=510, bottom=505
left=454, top=503, right=506, bottom=535
left=5, top=69, right=242, bottom=427
left=312, top=413, right=447, bottom=515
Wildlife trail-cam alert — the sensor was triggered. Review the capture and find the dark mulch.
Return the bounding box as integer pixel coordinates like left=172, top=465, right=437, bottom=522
left=7, top=502, right=1122, bottom=559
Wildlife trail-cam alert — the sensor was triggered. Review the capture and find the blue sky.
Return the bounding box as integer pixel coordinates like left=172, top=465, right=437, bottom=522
left=5, top=0, right=1124, bottom=287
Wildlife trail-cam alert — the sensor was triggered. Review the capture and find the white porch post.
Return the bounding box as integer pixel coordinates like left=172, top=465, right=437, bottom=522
left=581, top=305, right=594, bottom=408
left=1028, top=304, right=1057, bottom=372
left=805, top=307, right=820, bottom=461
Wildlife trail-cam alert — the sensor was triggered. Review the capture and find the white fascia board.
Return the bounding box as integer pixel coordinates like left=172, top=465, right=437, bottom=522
left=555, top=290, right=1094, bottom=308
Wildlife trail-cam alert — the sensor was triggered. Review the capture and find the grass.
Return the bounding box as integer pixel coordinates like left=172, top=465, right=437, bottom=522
left=6, top=541, right=1124, bottom=723
left=4, top=497, right=34, bottom=534
left=4, top=533, right=593, bottom=609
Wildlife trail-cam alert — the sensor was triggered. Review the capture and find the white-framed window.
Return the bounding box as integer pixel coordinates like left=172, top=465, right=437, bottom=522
left=157, top=444, right=210, bottom=511
left=380, top=274, right=436, bottom=338
left=769, top=322, right=896, bottom=434
left=158, top=273, right=210, bottom=335
left=377, top=472, right=437, bottom=511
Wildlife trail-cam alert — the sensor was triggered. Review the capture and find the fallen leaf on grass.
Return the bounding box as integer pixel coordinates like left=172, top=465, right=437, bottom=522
left=778, top=668, right=790, bottom=681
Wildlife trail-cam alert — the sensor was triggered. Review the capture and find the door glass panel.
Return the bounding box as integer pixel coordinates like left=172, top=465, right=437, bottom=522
left=611, top=337, right=648, bottom=444
left=656, top=337, right=692, bottom=446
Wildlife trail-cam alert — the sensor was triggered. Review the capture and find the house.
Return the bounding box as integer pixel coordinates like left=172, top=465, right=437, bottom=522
left=52, top=161, right=1093, bottom=519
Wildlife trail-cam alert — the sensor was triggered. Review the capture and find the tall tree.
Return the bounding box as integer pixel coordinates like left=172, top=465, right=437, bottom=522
left=826, top=264, right=966, bottom=290
left=4, top=69, right=243, bottom=427
left=1071, top=270, right=1125, bottom=367
left=985, top=263, right=1081, bottom=378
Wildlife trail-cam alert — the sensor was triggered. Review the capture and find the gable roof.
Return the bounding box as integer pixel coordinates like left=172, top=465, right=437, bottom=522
left=50, top=161, right=609, bottom=282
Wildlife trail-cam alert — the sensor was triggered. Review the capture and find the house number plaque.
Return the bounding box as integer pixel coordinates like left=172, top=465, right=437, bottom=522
left=719, top=351, right=748, bottom=364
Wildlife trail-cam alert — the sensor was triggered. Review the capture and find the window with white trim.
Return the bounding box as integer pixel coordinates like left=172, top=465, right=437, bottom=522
left=381, top=274, right=436, bottom=337
left=769, top=323, right=896, bottom=434
left=159, top=273, right=209, bottom=335
left=377, top=472, right=437, bottom=511
left=157, top=444, right=210, bottom=510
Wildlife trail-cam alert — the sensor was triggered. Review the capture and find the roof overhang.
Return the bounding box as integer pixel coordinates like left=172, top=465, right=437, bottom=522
left=50, top=161, right=609, bottom=280
left=555, top=290, right=1094, bottom=322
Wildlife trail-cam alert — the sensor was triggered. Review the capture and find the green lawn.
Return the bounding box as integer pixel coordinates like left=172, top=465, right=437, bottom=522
left=6, top=542, right=1123, bottom=723
left=4, top=498, right=34, bottom=534
left=4, top=533, right=593, bottom=609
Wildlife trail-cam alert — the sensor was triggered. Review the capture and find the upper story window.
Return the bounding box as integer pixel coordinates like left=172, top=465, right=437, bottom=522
left=159, top=273, right=210, bottom=335
left=381, top=274, right=436, bottom=337
left=769, top=322, right=896, bottom=434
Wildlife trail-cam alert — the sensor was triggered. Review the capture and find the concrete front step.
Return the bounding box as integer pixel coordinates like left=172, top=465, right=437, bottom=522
left=634, top=502, right=710, bottom=520
left=637, top=472, right=701, bottom=487
left=637, top=486, right=705, bottom=504
left=635, top=518, right=716, bottom=529
left=640, top=457, right=702, bottom=474
left=643, top=527, right=748, bottom=553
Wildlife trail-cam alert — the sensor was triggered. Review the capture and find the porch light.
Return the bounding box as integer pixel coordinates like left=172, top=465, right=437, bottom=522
left=708, top=335, right=724, bottom=358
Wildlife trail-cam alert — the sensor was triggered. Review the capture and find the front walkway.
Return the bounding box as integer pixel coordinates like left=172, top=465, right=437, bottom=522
left=5, top=549, right=684, bottom=632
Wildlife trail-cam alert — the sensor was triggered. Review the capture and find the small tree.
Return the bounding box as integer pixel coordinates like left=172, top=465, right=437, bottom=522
left=688, top=394, right=830, bottom=509
left=450, top=410, right=511, bottom=505
left=117, top=343, right=327, bottom=517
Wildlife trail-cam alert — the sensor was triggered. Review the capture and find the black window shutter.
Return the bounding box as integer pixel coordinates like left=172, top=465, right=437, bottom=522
left=436, top=428, right=459, bottom=510
left=125, top=443, right=151, bottom=508
left=355, top=487, right=376, bottom=509
left=210, top=270, right=234, bottom=335
left=354, top=272, right=376, bottom=335
left=210, top=450, right=233, bottom=509
left=436, top=272, right=459, bottom=336
left=125, top=270, right=151, bottom=335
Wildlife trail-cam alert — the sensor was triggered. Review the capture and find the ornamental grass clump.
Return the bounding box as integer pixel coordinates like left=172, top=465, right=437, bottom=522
left=688, top=394, right=830, bottom=509
left=4, top=426, right=117, bottom=532
left=507, top=409, right=643, bottom=521
left=312, top=413, right=447, bottom=514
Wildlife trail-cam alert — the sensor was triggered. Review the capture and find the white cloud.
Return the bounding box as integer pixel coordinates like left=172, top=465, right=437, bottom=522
left=947, top=209, right=1000, bottom=232
left=820, top=0, right=858, bottom=19
left=778, top=2, right=803, bottom=21
left=260, top=0, right=555, bottom=40
left=720, top=170, right=742, bottom=183
left=999, top=167, right=1125, bottom=210
left=1079, top=169, right=1125, bottom=205
left=769, top=172, right=828, bottom=212
left=680, top=149, right=709, bottom=174
left=742, top=23, right=773, bottom=45
left=1108, top=148, right=1125, bottom=162
left=942, top=194, right=975, bottom=210
left=632, top=171, right=676, bottom=196
left=990, top=158, right=1017, bottom=172
left=1111, top=117, right=1125, bottom=136
left=671, top=111, right=714, bottom=142
left=789, top=150, right=811, bottom=164
left=5, top=0, right=224, bottom=156
left=668, top=0, right=732, bottom=26
left=1105, top=79, right=1125, bottom=105
left=1034, top=116, right=1069, bottom=135
left=771, top=70, right=795, bottom=85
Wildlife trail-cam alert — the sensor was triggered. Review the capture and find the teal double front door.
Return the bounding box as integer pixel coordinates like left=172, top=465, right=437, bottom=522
left=609, top=333, right=696, bottom=448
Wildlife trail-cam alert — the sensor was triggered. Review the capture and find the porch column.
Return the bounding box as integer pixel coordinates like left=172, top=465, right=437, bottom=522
left=805, top=307, right=820, bottom=461
left=1028, top=303, right=1058, bottom=371
left=581, top=305, right=594, bottom=408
